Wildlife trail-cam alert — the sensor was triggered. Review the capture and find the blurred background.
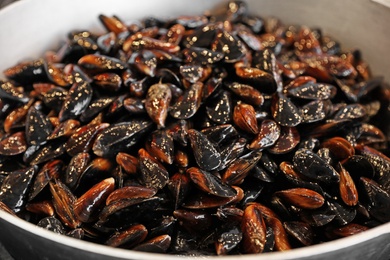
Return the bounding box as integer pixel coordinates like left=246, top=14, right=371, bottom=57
left=0, top=0, right=17, bottom=9
left=0, top=1, right=16, bottom=258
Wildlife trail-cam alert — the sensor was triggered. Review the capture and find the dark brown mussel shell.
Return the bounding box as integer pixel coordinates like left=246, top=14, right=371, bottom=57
left=182, top=23, right=221, bottom=48
left=275, top=188, right=325, bottom=209
left=28, top=140, right=67, bottom=166
left=222, top=151, right=262, bottom=185
left=359, top=177, right=390, bottom=223
left=217, top=206, right=244, bottom=224
left=279, top=161, right=324, bottom=196
left=241, top=204, right=267, bottom=254
left=123, top=97, right=146, bottom=115
left=268, top=126, right=300, bottom=154
left=206, top=91, right=233, bottom=124
left=25, top=106, right=53, bottom=146
left=248, top=119, right=280, bottom=150
left=29, top=160, right=62, bottom=201
left=41, top=87, right=68, bottom=112
left=183, top=47, right=224, bottom=65
left=283, top=221, right=314, bottom=246
left=337, top=163, right=359, bottom=206
left=202, top=76, right=223, bottom=101
left=64, top=152, right=90, bottom=190
left=145, top=83, right=172, bottom=128
left=333, top=104, right=366, bottom=121
left=187, top=167, right=236, bottom=198
left=321, top=136, right=355, bottom=161
left=98, top=196, right=164, bottom=229
left=3, top=59, right=47, bottom=85
left=92, top=120, right=153, bottom=158
left=26, top=200, right=55, bottom=217
left=169, top=82, right=203, bottom=120
left=356, top=146, right=390, bottom=193
left=166, top=119, right=189, bottom=146
left=173, top=209, right=213, bottom=234
left=336, top=76, right=383, bottom=103
left=127, top=36, right=180, bottom=54
left=116, top=152, right=138, bottom=175
left=286, top=81, right=335, bottom=100
left=236, top=25, right=262, bottom=51
left=215, top=225, right=243, bottom=255
left=73, top=177, right=115, bottom=223
left=300, top=99, right=330, bottom=123
left=133, top=234, right=172, bottom=253
left=106, top=186, right=157, bottom=206
left=233, top=102, right=259, bottom=134
left=235, top=66, right=277, bottom=95
left=167, top=172, right=191, bottom=209
left=45, top=63, right=73, bottom=87
left=78, top=54, right=127, bottom=72
left=271, top=93, right=302, bottom=127
left=0, top=81, right=29, bottom=103
left=182, top=186, right=243, bottom=209
left=66, top=123, right=109, bottom=156
left=225, top=82, right=264, bottom=107
left=179, top=64, right=204, bottom=84
left=80, top=97, right=115, bottom=123
left=0, top=131, right=27, bottom=156
left=3, top=99, right=34, bottom=133
left=128, top=50, right=158, bottom=77
left=187, top=129, right=221, bottom=171
left=49, top=179, right=81, bottom=229
left=326, top=199, right=357, bottom=226
left=0, top=166, right=37, bottom=213
left=105, top=224, right=148, bottom=248
left=326, top=223, right=369, bottom=239
left=145, top=130, right=174, bottom=165
left=212, top=30, right=246, bottom=63
left=218, top=138, right=247, bottom=171
left=200, top=124, right=238, bottom=146
left=138, top=148, right=169, bottom=190
left=37, top=216, right=66, bottom=234
left=99, top=14, right=128, bottom=35
left=93, top=73, right=122, bottom=92
left=161, top=23, right=185, bottom=45
left=47, top=119, right=80, bottom=141
left=293, top=149, right=340, bottom=183
left=58, top=81, right=93, bottom=122
left=97, top=32, right=117, bottom=55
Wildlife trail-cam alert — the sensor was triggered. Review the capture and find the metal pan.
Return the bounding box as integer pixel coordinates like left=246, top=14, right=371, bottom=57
left=0, top=0, right=389, bottom=259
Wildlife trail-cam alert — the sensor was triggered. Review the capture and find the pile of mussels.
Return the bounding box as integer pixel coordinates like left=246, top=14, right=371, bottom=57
left=0, top=0, right=389, bottom=256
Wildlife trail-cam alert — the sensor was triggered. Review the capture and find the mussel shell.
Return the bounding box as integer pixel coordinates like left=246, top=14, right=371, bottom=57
left=187, top=167, right=236, bottom=198
left=169, top=82, right=203, bottom=120
left=187, top=129, right=222, bottom=171
left=215, top=225, right=243, bottom=255
left=293, top=149, right=340, bottom=183
left=58, top=81, right=93, bottom=122
left=359, top=177, right=390, bottom=223
left=92, top=120, right=153, bottom=158
left=271, top=93, right=302, bottom=127
left=206, top=91, right=233, bottom=124
left=3, top=59, right=47, bottom=85
left=0, top=81, right=29, bottom=103
left=0, top=132, right=27, bottom=156
left=25, top=106, right=52, bottom=146
left=0, top=166, right=37, bottom=212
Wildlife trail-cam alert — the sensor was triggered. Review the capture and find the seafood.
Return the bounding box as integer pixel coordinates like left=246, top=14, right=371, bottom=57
left=0, top=0, right=389, bottom=256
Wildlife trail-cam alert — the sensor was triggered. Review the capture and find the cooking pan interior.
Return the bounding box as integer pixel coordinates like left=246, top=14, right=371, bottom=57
left=1, top=0, right=389, bottom=81
left=0, top=0, right=389, bottom=259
